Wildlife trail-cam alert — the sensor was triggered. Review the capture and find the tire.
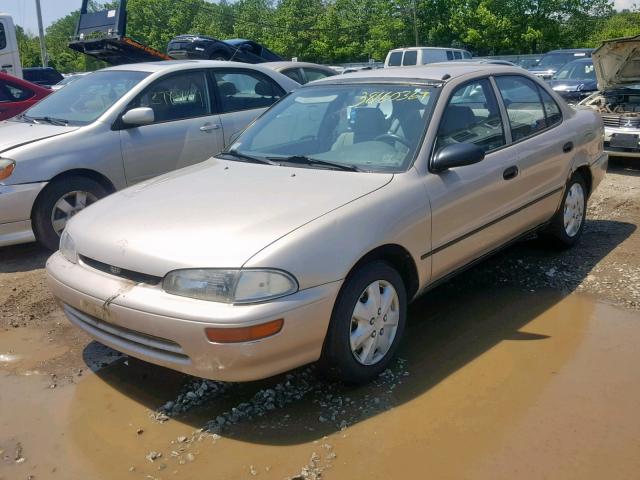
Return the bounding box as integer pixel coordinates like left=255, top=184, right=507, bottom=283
left=319, top=261, right=407, bottom=384
left=540, top=172, right=587, bottom=249
left=33, top=175, right=108, bottom=251
left=210, top=52, right=229, bottom=61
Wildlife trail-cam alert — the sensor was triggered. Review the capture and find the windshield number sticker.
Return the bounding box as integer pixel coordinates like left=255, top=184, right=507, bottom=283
left=353, top=90, right=430, bottom=107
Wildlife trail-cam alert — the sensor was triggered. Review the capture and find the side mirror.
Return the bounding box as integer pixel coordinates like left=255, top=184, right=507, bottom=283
left=432, top=143, right=485, bottom=172
left=121, top=107, right=154, bottom=127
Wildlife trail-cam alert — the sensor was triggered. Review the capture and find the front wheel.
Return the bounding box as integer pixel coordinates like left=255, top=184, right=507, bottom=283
left=319, top=261, right=407, bottom=384
left=33, top=175, right=108, bottom=250
left=540, top=173, right=587, bottom=249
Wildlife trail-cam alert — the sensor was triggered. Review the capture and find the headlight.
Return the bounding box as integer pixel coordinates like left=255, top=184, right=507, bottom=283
left=163, top=269, right=298, bottom=304
left=59, top=231, right=77, bottom=264
left=0, top=158, right=16, bottom=181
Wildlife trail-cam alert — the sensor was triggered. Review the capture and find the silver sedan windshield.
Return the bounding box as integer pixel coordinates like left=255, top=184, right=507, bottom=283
left=227, top=84, right=438, bottom=172
left=25, top=70, right=149, bottom=126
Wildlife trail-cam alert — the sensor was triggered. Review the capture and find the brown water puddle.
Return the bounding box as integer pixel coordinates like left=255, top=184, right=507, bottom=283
left=2, top=288, right=640, bottom=479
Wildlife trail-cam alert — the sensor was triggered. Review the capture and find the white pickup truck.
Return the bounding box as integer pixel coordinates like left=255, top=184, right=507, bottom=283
left=0, top=13, right=22, bottom=78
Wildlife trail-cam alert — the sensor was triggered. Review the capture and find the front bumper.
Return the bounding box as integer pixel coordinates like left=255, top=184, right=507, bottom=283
left=604, top=127, right=640, bottom=158
left=0, top=182, right=48, bottom=247
left=46, top=252, right=341, bottom=382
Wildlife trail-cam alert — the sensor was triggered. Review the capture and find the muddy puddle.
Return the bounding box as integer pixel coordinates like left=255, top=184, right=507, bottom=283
left=2, top=287, right=640, bottom=479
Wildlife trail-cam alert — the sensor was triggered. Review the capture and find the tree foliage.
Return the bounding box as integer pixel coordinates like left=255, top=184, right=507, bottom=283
left=14, top=0, right=630, bottom=72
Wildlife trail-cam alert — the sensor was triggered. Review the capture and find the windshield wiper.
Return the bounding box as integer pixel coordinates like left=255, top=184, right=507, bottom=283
left=269, top=155, right=361, bottom=172
left=31, top=116, right=69, bottom=126
left=218, top=150, right=276, bottom=165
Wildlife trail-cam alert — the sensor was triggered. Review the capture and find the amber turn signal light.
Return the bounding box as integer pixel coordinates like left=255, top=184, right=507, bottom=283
left=205, top=319, right=284, bottom=343
left=0, top=159, right=15, bottom=181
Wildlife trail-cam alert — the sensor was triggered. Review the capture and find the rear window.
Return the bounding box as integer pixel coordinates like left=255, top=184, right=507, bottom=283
left=0, top=22, right=6, bottom=50
left=403, top=51, right=417, bottom=66
left=388, top=52, right=402, bottom=67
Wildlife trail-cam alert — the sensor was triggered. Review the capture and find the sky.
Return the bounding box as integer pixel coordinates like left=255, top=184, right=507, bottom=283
left=1, top=0, right=637, bottom=34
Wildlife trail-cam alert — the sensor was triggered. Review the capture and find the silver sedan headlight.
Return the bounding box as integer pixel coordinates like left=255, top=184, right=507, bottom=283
left=163, top=269, right=298, bottom=304
left=59, top=231, right=78, bottom=264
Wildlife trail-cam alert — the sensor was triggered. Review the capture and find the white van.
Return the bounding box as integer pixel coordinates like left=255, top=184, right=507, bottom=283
left=385, top=47, right=472, bottom=68
left=0, top=13, right=22, bottom=78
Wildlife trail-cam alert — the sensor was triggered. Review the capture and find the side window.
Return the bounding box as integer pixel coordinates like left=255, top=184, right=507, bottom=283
left=435, top=78, right=506, bottom=153
left=133, top=71, right=211, bottom=123
left=453, top=51, right=462, bottom=60
left=446, top=50, right=453, bottom=61
left=304, top=68, right=335, bottom=82
left=495, top=75, right=547, bottom=142
left=388, top=51, right=402, bottom=67
left=538, top=87, right=562, bottom=127
left=6, top=82, right=33, bottom=101
left=282, top=68, right=304, bottom=84
left=0, top=22, right=6, bottom=50
left=403, top=50, right=417, bottom=66
left=213, top=70, right=284, bottom=113
left=463, top=51, right=472, bottom=59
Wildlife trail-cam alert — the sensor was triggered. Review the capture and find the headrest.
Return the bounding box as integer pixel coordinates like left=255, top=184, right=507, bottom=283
left=218, top=81, right=237, bottom=96
left=254, top=80, right=274, bottom=97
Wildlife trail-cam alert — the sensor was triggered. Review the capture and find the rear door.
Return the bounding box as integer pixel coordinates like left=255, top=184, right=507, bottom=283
left=211, top=68, right=286, bottom=146
left=120, top=70, right=224, bottom=184
left=493, top=75, right=568, bottom=222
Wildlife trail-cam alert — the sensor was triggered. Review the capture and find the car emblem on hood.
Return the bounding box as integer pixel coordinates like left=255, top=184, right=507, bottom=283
left=623, top=119, right=634, bottom=128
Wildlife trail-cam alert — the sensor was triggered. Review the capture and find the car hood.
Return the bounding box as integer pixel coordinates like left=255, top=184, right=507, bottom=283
left=68, top=158, right=393, bottom=277
left=0, top=120, right=79, bottom=154
left=548, top=79, right=597, bottom=92
left=592, top=35, right=640, bottom=90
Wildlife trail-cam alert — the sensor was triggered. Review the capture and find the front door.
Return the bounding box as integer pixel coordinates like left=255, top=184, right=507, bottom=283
left=120, top=70, right=224, bottom=184
left=211, top=69, right=286, bottom=147
left=424, top=78, right=524, bottom=280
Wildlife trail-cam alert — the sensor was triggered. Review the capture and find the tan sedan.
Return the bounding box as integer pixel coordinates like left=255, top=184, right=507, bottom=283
left=46, top=64, right=607, bottom=384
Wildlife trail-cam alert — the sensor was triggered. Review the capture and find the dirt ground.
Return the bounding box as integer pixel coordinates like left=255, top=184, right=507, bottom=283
left=1, top=159, right=639, bottom=480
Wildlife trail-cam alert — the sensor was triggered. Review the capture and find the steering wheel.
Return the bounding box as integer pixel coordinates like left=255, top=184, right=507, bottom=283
left=374, top=133, right=412, bottom=148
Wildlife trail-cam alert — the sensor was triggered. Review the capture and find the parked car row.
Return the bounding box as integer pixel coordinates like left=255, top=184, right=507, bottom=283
left=43, top=62, right=607, bottom=384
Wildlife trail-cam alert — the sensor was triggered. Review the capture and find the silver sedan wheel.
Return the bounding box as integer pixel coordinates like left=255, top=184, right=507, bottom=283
left=51, top=190, right=98, bottom=235
left=350, top=280, right=400, bottom=366
left=563, top=183, right=585, bottom=238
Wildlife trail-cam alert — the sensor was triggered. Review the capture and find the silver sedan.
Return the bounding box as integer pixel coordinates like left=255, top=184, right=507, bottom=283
left=0, top=60, right=299, bottom=249
left=46, top=64, right=607, bottom=384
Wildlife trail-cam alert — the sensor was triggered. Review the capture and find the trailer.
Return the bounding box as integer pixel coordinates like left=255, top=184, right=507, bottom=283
left=68, top=0, right=172, bottom=65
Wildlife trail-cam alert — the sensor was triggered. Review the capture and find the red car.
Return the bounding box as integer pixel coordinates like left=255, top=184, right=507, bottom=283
left=0, top=72, right=52, bottom=121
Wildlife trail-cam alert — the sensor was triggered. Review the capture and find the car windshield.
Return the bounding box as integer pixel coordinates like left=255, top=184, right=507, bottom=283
left=223, top=83, right=438, bottom=173
left=553, top=61, right=595, bottom=81
left=537, top=53, right=586, bottom=70
left=24, top=70, right=149, bottom=126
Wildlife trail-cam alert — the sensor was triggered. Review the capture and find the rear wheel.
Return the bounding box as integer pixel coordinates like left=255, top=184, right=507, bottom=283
left=540, top=172, right=587, bottom=249
left=33, top=175, right=108, bottom=250
left=319, top=261, right=407, bottom=384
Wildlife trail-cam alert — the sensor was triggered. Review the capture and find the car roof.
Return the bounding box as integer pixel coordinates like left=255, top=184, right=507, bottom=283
left=545, top=48, right=593, bottom=54
left=262, top=61, right=336, bottom=71
left=389, top=46, right=467, bottom=52
left=102, top=60, right=273, bottom=74
left=309, top=63, right=526, bottom=85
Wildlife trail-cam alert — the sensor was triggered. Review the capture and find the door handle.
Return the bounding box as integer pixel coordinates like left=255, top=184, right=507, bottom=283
left=503, top=165, right=519, bottom=180
left=563, top=141, right=574, bottom=153
left=200, top=124, right=221, bottom=132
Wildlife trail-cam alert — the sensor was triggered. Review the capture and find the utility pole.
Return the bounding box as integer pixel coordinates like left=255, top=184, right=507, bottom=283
left=35, top=0, right=48, bottom=67
left=412, top=0, right=419, bottom=47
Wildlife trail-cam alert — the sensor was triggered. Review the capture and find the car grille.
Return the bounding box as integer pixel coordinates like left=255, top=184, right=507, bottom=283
left=601, top=114, right=640, bottom=129
left=63, top=303, right=191, bottom=364
left=80, top=255, right=162, bottom=285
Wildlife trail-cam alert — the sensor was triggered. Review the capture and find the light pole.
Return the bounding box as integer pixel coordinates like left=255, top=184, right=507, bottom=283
left=412, top=0, right=419, bottom=46
left=35, top=0, right=48, bottom=67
